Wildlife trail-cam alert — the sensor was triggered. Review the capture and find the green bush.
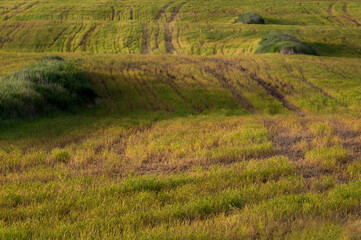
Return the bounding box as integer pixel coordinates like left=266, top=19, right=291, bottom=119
left=256, top=32, right=319, bottom=56
left=234, top=12, right=265, bottom=24
left=0, top=56, right=96, bottom=120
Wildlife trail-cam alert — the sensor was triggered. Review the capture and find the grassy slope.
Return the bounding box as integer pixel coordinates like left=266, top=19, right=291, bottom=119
left=1, top=0, right=361, bottom=239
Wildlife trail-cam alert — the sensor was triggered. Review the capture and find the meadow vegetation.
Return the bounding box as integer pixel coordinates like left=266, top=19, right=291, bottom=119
left=0, top=56, right=95, bottom=120
left=0, top=0, right=361, bottom=239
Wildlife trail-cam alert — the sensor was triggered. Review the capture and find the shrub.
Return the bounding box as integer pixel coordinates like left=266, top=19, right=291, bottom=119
left=0, top=56, right=96, bottom=120
left=234, top=12, right=264, bottom=24
left=256, top=32, right=319, bottom=56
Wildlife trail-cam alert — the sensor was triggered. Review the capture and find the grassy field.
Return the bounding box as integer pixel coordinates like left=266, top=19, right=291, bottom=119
left=1, top=0, right=361, bottom=239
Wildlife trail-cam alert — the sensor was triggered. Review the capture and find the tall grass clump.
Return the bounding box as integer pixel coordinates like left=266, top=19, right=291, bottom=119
left=234, top=12, right=264, bottom=24
left=0, top=56, right=96, bottom=120
left=256, top=32, right=319, bottom=56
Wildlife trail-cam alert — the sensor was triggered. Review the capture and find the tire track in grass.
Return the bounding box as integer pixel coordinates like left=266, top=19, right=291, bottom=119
left=141, top=23, right=150, bottom=54
left=110, top=6, right=115, bottom=21
left=299, top=2, right=311, bottom=15
left=169, top=2, right=186, bottom=22
left=256, top=58, right=296, bottom=95
left=153, top=2, right=173, bottom=52
left=327, top=2, right=344, bottom=25
left=236, top=63, right=304, bottom=115
left=0, top=2, right=26, bottom=17
left=66, top=25, right=84, bottom=52
left=129, top=6, right=133, bottom=20
left=164, top=2, right=186, bottom=54
left=164, top=23, right=175, bottom=53
left=317, top=3, right=335, bottom=25
left=282, top=61, right=337, bottom=101
left=0, top=22, right=22, bottom=48
left=155, top=68, right=204, bottom=113
left=137, top=71, right=169, bottom=111
left=77, top=24, right=98, bottom=52
left=163, top=70, right=198, bottom=112
left=154, top=2, right=186, bottom=53
left=176, top=26, right=182, bottom=49
left=133, top=71, right=160, bottom=111
left=122, top=67, right=156, bottom=111
left=108, top=67, right=123, bottom=98
left=49, top=26, right=70, bottom=50
left=208, top=68, right=255, bottom=113
left=59, top=6, right=75, bottom=21
left=154, top=2, right=174, bottom=21
left=3, top=1, right=39, bottom=21
left=198, top=59, right=255, bottom=113
left=297, top=67, right=337, bottom=101
left=343, top=3, right=361, bottom=27
left=153, top=25, right=160, bottom=50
